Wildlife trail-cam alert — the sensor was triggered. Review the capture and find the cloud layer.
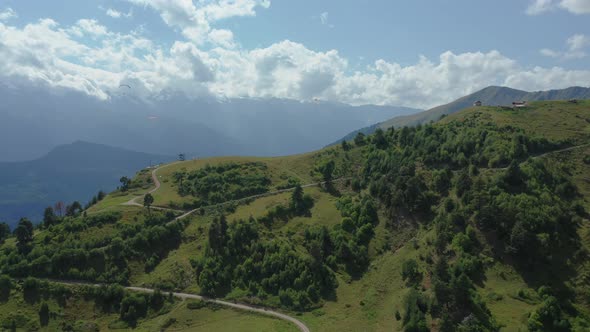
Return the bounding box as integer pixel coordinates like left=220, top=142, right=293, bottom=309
left=526, top=0, right=590, bottom=15
left=0, top=2, right=589, bottom=109
left=0, top=7, right=17, bottom=21
left=540, top=33, right=589, bottom=59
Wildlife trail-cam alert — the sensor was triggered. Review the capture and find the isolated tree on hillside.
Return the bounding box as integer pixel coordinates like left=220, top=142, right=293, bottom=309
left=43, top=207, right=56, bottom=228
left=290, top=185, right=313, bottom=216
left=120, top=176, right=131, bottom=192
left=290, top=185, right=305, bottom=214
left=354, top=132, right=366, bottom=146
left=144, top=193, right=154, bottom=214
left=173, top=170, right=187, bottom=187
left=341, top=140, right=351, bottom=151
left=0, top=275, right=12, bottom=301
left=14, top=218, right=33, bottom=245
left=208, top=216, right=228, bottom=252
left=178, top=153, right=186, bottom=161
left=373, top=128, right=388, bottom=149
left=39, top=302, right=49, bottom=326
left=319, top=160, right=336, bottom=183
left=401, top=259, right=422, bottom=287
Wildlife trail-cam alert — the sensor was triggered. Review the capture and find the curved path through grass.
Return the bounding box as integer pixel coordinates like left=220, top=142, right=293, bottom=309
left=122, top=160, right=349, bottom=224
left=44, top=280, right=309, bottom=332
left=110, top=161, right=314, bottom=331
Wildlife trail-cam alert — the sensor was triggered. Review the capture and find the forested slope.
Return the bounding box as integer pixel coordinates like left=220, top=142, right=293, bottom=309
left=0, top=100, right=589, bottom=331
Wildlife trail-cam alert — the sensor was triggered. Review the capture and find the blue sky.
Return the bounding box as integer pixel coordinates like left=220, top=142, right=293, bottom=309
left=0, top=0, right=589, bottom=108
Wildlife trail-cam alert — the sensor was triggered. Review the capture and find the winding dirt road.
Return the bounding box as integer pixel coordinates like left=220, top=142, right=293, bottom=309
left=121, top=160, right=348, bottom=224
left=121, top=162, right=184, bottom=212
left=112, top=161, right=318, bottom=331
left=487, top=142, right=590, bottom=171
left=127, top=287, right=310, bottom=332
left=46, top=280, right=309, bottom=332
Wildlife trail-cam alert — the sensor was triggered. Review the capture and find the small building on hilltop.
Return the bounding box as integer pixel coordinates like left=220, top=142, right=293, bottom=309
left=473, top=100, right=482, bottom=107
left=512, top=101, right=528, bottom=108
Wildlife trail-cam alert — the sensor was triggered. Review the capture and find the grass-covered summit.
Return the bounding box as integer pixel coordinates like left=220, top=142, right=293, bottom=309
left=1, top=100, right=590, bottom=331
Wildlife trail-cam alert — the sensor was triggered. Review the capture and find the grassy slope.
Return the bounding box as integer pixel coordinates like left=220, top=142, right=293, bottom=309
left=378, top=86, right=590, bottom=131
left=4, top=100, right=590, bottom=331
left=150, top=153, right=319, bottom=208
left=315, top=100, right=590, bottom=331
left=0, top=288, right=295, bottom=331
left=443, top=100, right=590, bottom=330
left=377, top=86, right=531, bottom=130
left=440, top=100, right=590, bottom=143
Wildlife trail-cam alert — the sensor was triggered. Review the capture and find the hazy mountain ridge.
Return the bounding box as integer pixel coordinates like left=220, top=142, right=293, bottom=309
left=0, top=84, right=421, bottom=161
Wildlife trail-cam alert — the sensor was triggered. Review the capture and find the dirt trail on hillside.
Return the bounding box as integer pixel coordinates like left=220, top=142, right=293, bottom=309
left=49, top=281, right=310, bottom=332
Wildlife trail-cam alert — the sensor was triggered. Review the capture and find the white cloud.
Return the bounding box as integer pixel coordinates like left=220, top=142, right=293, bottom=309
left=540, top=48, right=560, bottom=57
left=202, top=0, right=270, bottom=21
left=526, top=0, right=555, bottom=15
left=68, top=19, right=109, bottom=37
left=127, top=0, right=210, bottom=43
left=126, top=0, right=269, bottom=44
left=526, top=0, right=590, bottom=14
left=208, top=28, right=235, bottom=48
left=504, top=66, right=590, bottom=91
left=559, top=0, right=590, bottom=14
left=567, top=33, right=590, bottom=50
left=0, top=15, right=589, bottom=109
left=106, top=8, right=122, bottom=18
left=540, top=33, right=589, bottom=59
left=0, top=7, right=17, bottom=21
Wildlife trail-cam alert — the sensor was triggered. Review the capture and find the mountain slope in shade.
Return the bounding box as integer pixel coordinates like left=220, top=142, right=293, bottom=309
left=335, top=86, right=590, bottom=144
left=0, top=141, right=172, bottom=225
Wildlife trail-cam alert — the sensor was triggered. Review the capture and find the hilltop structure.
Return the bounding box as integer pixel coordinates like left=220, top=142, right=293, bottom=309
left=512, top=101, right=528, bottom=108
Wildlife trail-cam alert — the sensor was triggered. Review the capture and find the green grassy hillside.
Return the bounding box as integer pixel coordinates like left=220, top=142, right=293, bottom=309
left=1, top=100, right=590, bottom=331
left=379, top=86, right=590, bottom=130
left=0, top=281, right=296, bottom=331
left=334, top=86, right=590, bottom=146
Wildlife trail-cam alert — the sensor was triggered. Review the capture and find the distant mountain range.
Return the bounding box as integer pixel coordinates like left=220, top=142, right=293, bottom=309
left=0, top=141, right=171, bottom=225
left=335, top=86, right=590, bottom=144
left=0, top=84, right=421, bottom=161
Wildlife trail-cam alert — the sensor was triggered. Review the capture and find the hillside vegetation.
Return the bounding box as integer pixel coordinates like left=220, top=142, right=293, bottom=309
left=0, top=100, right=589, bottom=331
left=335, top=86, right=590, bottom=145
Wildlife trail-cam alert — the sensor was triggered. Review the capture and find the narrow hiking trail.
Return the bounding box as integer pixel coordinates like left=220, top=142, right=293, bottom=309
left=98, top=161, right=320, bottom=331
left=48, top=281, right=310, bottom=332
left=121, top=162, right=184, bottom=212
left=119, top=142, right=590, bottom=221
left=485, top=142, right=590, bottom=171
left=126, top=142, right=590, bottom=215
left=120, top=160, right=349, bottom=223
left=127, top=287, right=311, bottom=332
